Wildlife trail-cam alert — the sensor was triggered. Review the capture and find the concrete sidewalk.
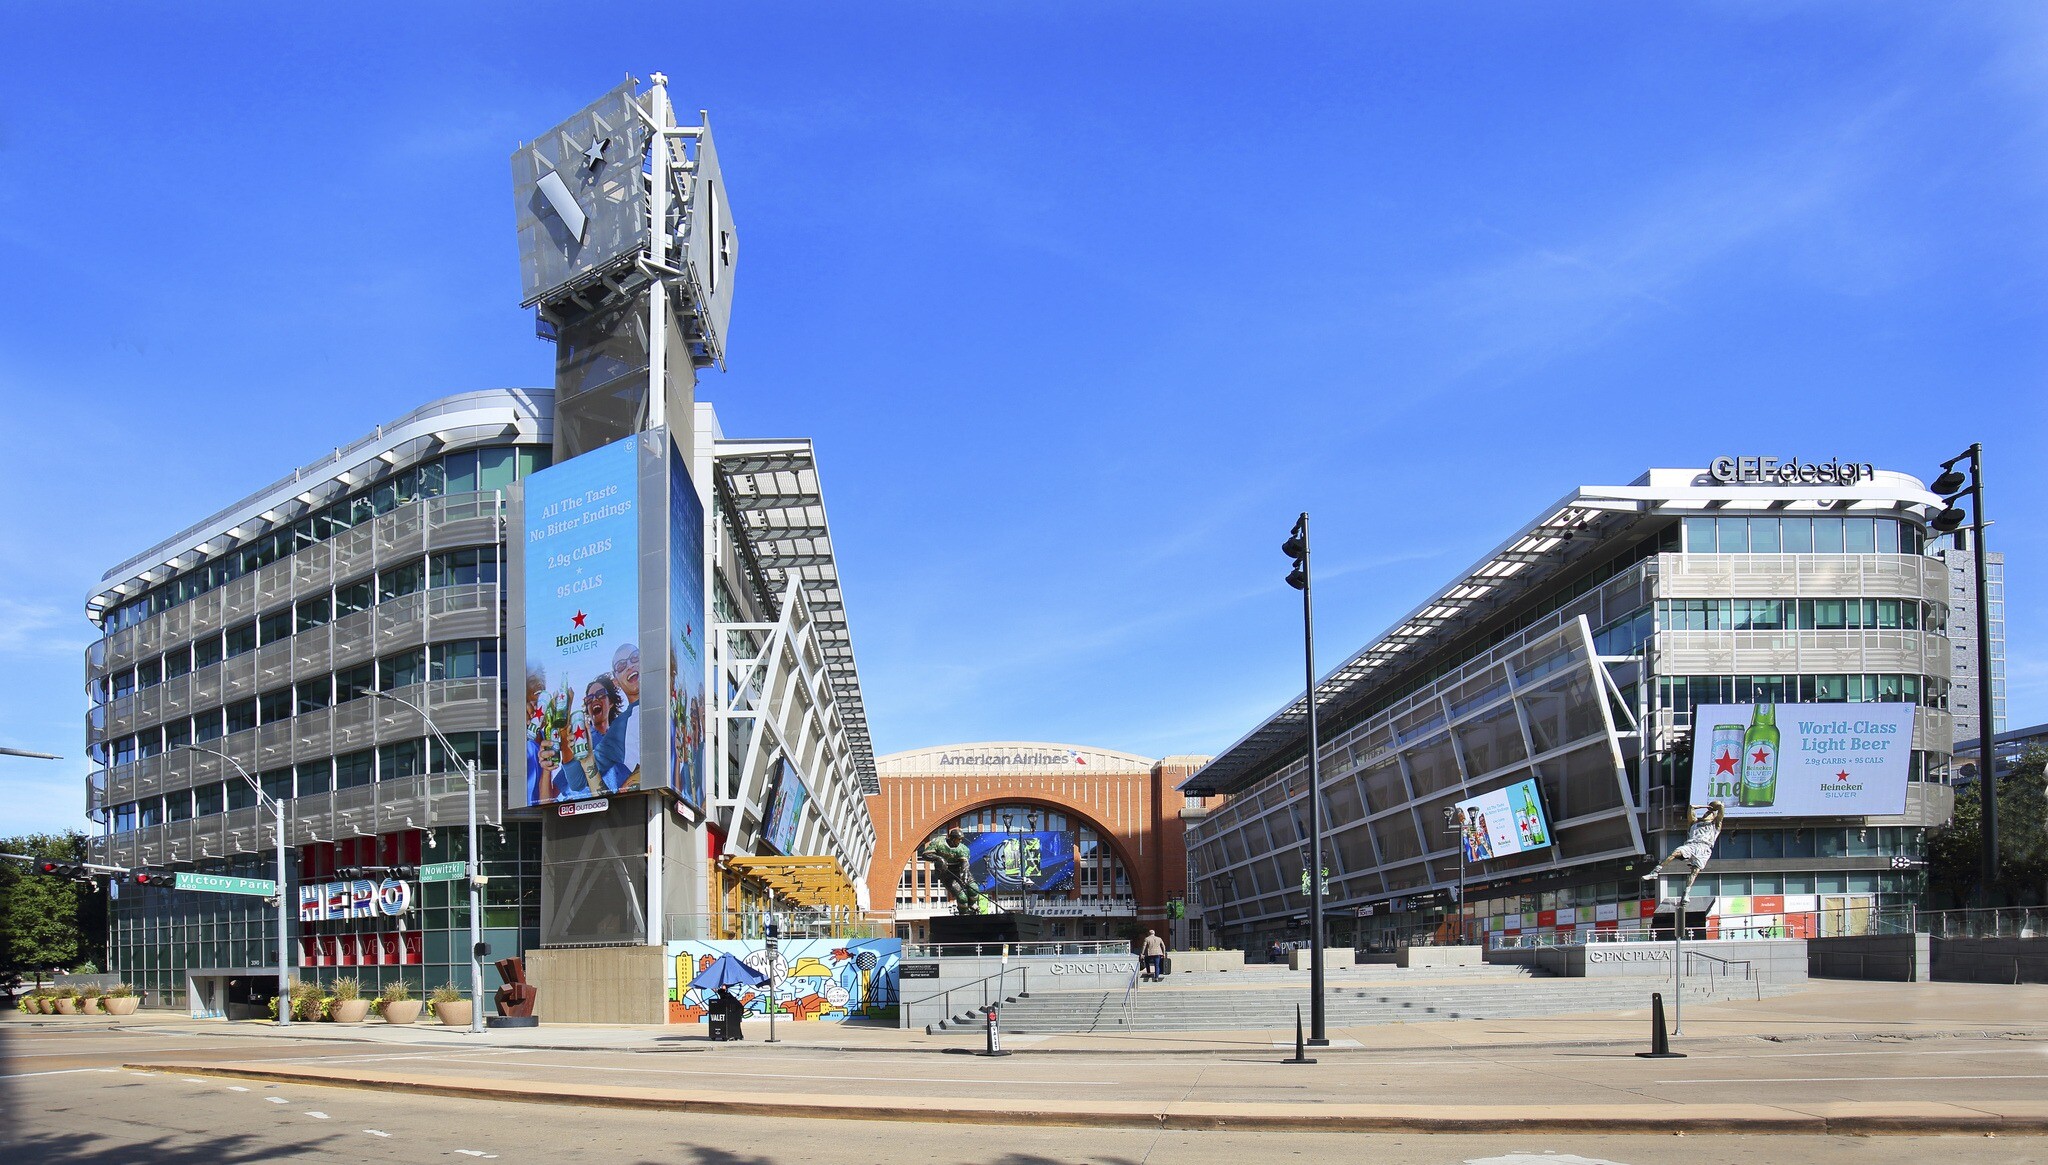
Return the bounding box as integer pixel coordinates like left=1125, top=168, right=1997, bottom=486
left=131, top=1054, right=2048, bottom=1136
left=65, top=979, right=2048, bottom=1056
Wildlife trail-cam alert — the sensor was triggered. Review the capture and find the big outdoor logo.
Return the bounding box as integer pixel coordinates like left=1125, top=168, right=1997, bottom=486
left=555, top=610, right=606, bottom=651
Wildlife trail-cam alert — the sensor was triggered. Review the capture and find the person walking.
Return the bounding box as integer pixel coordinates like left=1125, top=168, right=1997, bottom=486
left=1140, top=929, right=1167, bottom=982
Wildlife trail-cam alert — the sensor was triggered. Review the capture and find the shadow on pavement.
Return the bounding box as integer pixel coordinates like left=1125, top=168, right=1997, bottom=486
left=0, top=1127, right=345, bottom=1164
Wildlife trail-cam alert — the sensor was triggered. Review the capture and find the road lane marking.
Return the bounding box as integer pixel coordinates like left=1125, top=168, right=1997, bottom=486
left=304, top=1111, right=329, bottom=1119
left=1662, top=1073, right=2048, bottom=1084
left=365, top=1130, right=392, bottom=1137
left=0, top=1068, right=119, bottom=1080
left=228, top=1086, right=250, bottom=1092
left=454, top=1151, right=498, bottom=1158
left=265, top=1096, right=290, bottom=1103
left=423, top=1056, right=1118, bottom=1086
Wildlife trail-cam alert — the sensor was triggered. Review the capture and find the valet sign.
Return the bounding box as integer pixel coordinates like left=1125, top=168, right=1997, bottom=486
left=298, top=879, right=414, bottom=922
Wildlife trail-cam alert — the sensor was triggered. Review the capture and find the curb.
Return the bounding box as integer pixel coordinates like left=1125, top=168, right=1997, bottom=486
left=125, top=1062, right=2048, bottom=1135
left=100, top=1020, right=2048, bottom=1058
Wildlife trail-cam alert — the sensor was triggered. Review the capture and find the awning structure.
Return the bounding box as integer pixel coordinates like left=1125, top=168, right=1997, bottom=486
left=713, top=438, right=877, bottom=793
left=721, top=856, right=860, bottom=910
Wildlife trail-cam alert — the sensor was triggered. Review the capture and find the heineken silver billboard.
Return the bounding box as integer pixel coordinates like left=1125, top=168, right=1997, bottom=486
left=1688, top=703, right=1915, bottom=817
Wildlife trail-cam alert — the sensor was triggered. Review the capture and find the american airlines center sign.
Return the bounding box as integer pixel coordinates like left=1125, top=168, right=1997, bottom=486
left=1709, top=457, right=1876, bottom=486
left=936, top=749, right=1088, bottom=767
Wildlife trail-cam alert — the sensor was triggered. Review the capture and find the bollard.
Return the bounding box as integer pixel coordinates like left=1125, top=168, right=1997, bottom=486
left=1285, top=1003, right=1317, bottom=1065
left=978, top=1004, right=1011, bottom=1057
left=1634, top=991, right=1686, bottom=1059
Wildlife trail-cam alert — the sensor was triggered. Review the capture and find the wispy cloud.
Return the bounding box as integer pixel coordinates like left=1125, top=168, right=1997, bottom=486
left=0, top=596, right=92, bottom=658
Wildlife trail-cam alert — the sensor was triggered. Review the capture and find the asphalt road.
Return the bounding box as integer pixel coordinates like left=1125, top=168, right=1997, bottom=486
left=5, top=1025, right=2047, bottom=1163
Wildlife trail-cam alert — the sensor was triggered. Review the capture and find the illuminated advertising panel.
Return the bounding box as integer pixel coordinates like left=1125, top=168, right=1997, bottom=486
left=668, top=442, right=706, bottom=813
left=964, top=831, right=1076, bottom=894
left=1689, top=703, right=1913, bottom=817
left=1454, top=778, right=1552, bottom=861
left=523, top=436, right=643, bottom=804
left=763, top=756, right=809, bottom=855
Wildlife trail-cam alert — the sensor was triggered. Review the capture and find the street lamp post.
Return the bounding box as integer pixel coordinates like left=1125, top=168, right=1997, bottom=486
left=1281, top=513, right=1328, bottom=1048
left=1930, top=447, right=1998, bottom=900
left=182, top=745, right=292, bottom=1027
left=371, top=690, right=485, bottom=1034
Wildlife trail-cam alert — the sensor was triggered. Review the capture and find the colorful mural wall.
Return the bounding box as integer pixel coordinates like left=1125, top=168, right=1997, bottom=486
left=666, top=938, right=901, bottom=1024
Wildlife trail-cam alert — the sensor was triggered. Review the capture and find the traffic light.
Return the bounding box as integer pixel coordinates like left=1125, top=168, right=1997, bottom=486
left=37, top=860, right=85, bottom=882
left=131, top=869, right=169, bottom=887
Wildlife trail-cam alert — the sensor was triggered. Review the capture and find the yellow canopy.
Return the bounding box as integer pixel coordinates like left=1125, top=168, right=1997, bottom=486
left=721, top=856, right=859, bottom=911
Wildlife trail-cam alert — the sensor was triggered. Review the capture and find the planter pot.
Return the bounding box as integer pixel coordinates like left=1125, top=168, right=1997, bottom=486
left=330, top=999, right=371, bottom=1024
left=30, top=999, right=48, bottom=1014
left=381, top=1000, right=423, bottom=1025
left=54, top=999, right=78, bottom=1015
left=80, top=997, right=104, bottom=1014
left=104, top=997, right=140, bottom=1016
left=434, top=1000, right=473, bottom=1027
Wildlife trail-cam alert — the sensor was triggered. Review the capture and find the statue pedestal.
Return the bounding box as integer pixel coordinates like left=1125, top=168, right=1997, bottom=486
left=929, top=913, right=1049, bottom=946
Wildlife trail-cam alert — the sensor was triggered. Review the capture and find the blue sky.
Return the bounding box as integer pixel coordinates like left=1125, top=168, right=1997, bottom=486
left=2, top=4, right=2044, bottom=836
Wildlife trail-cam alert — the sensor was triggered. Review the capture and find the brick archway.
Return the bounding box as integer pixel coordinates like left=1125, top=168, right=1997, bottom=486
left=865, top=747, right=1210, bottom=931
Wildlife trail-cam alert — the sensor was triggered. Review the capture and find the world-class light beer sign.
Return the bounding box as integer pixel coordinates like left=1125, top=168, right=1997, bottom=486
left=298, top=878, right=414, bottom=922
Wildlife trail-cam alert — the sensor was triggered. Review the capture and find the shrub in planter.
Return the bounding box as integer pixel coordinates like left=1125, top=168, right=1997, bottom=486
left=104, top=984, right=140, bottom=1016
left=378, top=981, right=422, bottom=1025
left=53, top=987, right=79, bottom=1015
left=288, top=979, right=324, bottom=1022
left=430, top=982, right=471, bottom=1027
left=79, top=987, right=104, bottom=1014
left=328, top=977, right=370, bottom=1023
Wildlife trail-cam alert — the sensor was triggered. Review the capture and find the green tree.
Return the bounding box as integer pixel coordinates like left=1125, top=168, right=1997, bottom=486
left=1925, top=747, right=2048, bottom=908
left=0, top=832, right=105, bottom=992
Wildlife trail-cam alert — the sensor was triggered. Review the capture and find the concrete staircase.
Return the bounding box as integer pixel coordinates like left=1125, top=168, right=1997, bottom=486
left=948, top=965, right=1791, bottom=1033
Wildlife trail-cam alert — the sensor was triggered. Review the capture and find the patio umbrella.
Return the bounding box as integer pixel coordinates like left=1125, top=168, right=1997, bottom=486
left=688, top=953, right=768, bottom=992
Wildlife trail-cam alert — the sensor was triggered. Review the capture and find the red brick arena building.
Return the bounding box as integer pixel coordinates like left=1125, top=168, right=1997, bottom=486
left=867, top=743, right=1213, bottom=944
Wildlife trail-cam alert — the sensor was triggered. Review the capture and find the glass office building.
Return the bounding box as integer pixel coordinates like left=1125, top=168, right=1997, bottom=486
left=1181, top=467, right=1956, bottom=954
left=85, top=389, right=880, bottom=1013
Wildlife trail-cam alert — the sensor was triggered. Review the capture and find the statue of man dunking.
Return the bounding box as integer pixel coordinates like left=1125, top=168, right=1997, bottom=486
left=1642, top=800, right=1727, bottom=899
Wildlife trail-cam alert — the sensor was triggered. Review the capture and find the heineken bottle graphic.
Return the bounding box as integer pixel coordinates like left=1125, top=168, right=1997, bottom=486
left=1512, top=784, right=1548, bottom=847
left=1740, top=704, right=1779, bottom=808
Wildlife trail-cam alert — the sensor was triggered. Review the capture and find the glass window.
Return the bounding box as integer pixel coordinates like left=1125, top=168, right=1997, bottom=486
left=296, top=593, right=331, bottom=632
left=335, top=662, right=377, bottom=703
left=479, top=447, right=517, bottom=492
left=224, top=621, right=257, bottom=658
left=1876, top=600, right=1900, bottom=630
left=334, top=749, right=376, bottom=790
left=258, top=688, right=292, bottom=724
left=113, top=736, right=137, bottom=765
left=259, top=609, right=292, bottom=646
left=295, top=760, right=331, bottom=796
left=165, top=647, right=193, bottom=679
left=431, top=547, right=499, bottom=588
left=416, top=460, right=446, bottom=498
left=378, top=738, right=426, bottom=782
left=260, top=768, right=294, bottom=802
left=227, top=776, right=257, bottom=812
left=1813, top=517, right=1845, bottom=553
left=1876, top=520, right=1899, bottom=554
left=1749, top=519, right=1781, bottom=553
left=1811, top=599, right=1846, bottom=630
left=113, top=803, right=137, bottom=833
left=432, top=640, right=500, bottom=680
left=140, top=797, right=164, bottom=827
left=111, top=670, right=136, bottom=699
left=193, top=707, right=226, bottom=742
left=166, top=789, right=194, bottom=822
left=193, top=635, right=224, bottom=670
left=379, top=560, right=425, bottom=602
left=1812, top=674, right=1849, bottom=702
left=1845, top=518, right=1876, bottom=554
left=194, top=783, right=225, bottom=817
left=137, top=657, right=162, bottom=688
left=335, top=577, right=374, bottom=617
left=380, top=648, right=425, bottom=690
left=1717, top=517, right=1749, bottom=553
left=1780, top=517, right=1813, bottom=553
left=136, top=727, right=163, bottom=759
left=226, top=698, right=257, bottom=735
left=444, top=450, right=479, bottom=494
left=1683, top=517, right=1716, bottom=552
left=296, top=677, right=331, bottom=714
left=164, top=719, right=191, bottom=751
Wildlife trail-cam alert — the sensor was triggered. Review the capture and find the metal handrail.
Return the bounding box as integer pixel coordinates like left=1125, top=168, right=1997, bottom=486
left=1684, top=950, right=1753, bottom=982
left=903, top=940, right=1129, bottom=959
left=902, top=966, right=1030, bottom=1020
left=1113, top=960, right=1141, bottom=1027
